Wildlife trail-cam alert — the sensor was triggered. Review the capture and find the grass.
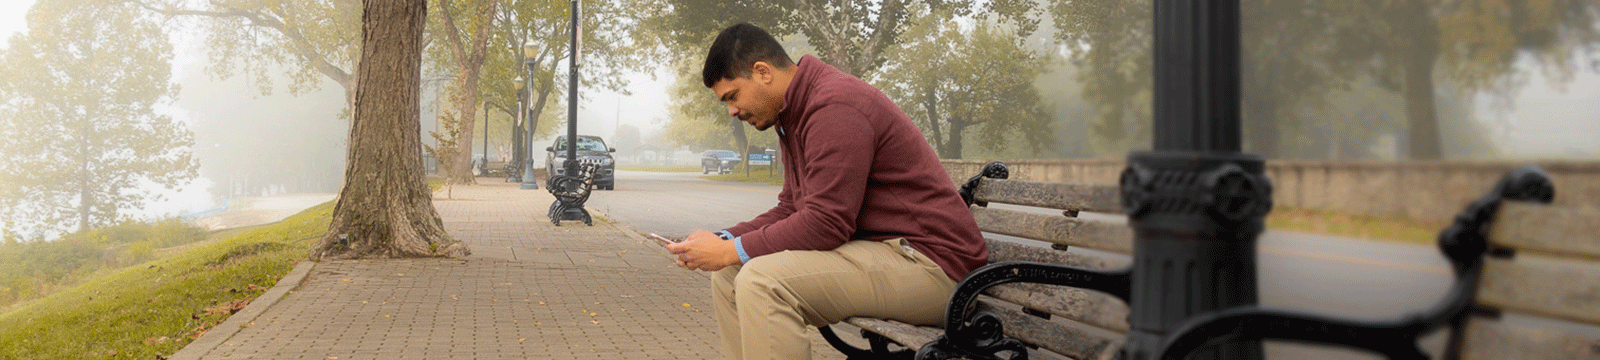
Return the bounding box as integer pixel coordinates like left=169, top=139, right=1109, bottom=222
left=0, top=202, right=334, bottom=360
left=700, top=165, right=785, bottom=186
left=1266, top=208, right=1447, bottom=245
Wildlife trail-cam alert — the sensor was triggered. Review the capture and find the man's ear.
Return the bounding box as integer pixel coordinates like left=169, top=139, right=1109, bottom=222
left=751, top=61, right=774, bottom=84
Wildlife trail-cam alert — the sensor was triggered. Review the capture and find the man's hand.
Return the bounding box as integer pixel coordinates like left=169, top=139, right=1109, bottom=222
left=665, top=229, right=741, bottom=271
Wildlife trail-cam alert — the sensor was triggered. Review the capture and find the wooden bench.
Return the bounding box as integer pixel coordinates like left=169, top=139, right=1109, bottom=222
left=1155, top=166, right=1600, bottom=359
left=821, top=161, right=1136, bottom=360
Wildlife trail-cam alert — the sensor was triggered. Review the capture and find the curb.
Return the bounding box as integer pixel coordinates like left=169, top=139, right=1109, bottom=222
left=168, top=260, right=318, bottom=360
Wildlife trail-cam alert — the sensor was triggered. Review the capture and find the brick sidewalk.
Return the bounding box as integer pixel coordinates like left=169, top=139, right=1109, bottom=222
left=189, top=181, right=847, bottom=359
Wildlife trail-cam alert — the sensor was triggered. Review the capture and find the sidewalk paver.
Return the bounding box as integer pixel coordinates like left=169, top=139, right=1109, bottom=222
left=191, top=180, right=848, bottom=359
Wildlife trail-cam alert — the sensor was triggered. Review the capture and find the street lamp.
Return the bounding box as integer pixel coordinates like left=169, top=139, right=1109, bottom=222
left=510, top=76, right=526, bottom=183
left=520, top=40, right=541, bottom=190
left=547, top=0, right=591, bottom=225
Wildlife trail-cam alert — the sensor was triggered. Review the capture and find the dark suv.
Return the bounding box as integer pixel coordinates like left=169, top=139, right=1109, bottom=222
left=700, top=150, right=741, bottom=174
left=546, top=135, right=616, bottom=190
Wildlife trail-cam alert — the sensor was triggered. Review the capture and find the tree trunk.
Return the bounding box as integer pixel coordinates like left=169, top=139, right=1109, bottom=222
left=313, top=0, right=467, bottom=260
left=945, top=120, right=968, bottom=160
left=1402, top=2, right=1442, bottom=160
left=730, top=118, right=749, bottom=161
left=921, top=92, right=948, bottom=158
left=451, top=68, right=481, bottom=185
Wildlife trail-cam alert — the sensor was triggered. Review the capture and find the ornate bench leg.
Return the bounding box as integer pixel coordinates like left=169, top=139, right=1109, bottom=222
left=821, top=326, right=912, bottom=360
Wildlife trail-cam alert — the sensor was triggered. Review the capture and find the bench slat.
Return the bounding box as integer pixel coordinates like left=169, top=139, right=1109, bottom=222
left=1477, top=254, right=1600, bottom=326
left=975, top=298, right=1122, bottom=360
left=987, top=240, right=1130, bottom=270
left=986, top=282, right=1131, bottom=332
left=974, top=207, right=1135, bottom=254
left=1460, top=315, right=1600, bottom=359
left=1491, top=201, right=1600, bottom=260
left=975, top=178, right=1123, bottom=214
left=842, top=317, right=941, bottom=350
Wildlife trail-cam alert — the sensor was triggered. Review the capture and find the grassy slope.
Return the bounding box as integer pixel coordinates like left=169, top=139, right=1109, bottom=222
left=0, top=202, right=334, bottom=360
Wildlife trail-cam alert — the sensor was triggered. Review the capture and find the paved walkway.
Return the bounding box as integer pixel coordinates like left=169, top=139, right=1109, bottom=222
left=184, top=180, right=847, bottom=359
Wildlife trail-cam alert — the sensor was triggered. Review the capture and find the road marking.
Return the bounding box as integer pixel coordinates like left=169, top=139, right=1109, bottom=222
left=1260, top=245, right=1450, bottom=275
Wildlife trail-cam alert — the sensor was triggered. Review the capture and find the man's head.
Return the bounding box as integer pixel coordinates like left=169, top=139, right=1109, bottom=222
left=702, top=23, right=795, bottom=131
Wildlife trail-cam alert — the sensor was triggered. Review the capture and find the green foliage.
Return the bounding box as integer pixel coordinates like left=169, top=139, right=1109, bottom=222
left=479, top=0, right=655, bottom=148
left=0, top=219, right=208, bottom=311
left=0, top=0, right=197, bottom=234
left=877, top=9, right=1056, bottom=159
left=0, top=202, right=332, bottom=359
left=640, top=0, right=1040, bottom=77
left=148, top=0, right=362, bottom=101
left=663, top=58, right=779, bottom=153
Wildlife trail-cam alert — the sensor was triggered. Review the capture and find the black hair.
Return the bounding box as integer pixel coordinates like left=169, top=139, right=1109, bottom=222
left=701, top=23, right=794, bottom=88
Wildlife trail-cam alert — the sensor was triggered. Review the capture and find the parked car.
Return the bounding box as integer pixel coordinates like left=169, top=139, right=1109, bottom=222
left=545, top=135, right=616, bottom=190
left=700, top=150, right=741, bottom=174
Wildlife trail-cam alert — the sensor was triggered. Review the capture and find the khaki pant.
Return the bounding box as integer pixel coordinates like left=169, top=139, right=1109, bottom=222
left=713, top=238, right=958, bottom=360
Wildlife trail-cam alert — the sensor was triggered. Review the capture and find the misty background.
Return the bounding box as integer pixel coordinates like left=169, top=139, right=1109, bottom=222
left=0, top=0, right=1597, bottom=240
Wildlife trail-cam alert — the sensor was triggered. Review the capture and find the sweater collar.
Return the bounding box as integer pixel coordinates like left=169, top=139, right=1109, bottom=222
left=779, top=55, right=827, bottom=131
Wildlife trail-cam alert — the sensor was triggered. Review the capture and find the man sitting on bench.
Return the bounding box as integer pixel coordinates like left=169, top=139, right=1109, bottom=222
left=664, top=23, right=988, bottom=360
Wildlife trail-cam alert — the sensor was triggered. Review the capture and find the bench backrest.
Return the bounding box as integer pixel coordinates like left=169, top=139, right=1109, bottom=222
left=1461, top=201, right=1600, bottom=359
left=967, top=177, right=1133, bottom=360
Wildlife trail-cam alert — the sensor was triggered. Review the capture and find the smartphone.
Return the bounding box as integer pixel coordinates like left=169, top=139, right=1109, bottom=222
left=647, top=233, right=679, bottom=246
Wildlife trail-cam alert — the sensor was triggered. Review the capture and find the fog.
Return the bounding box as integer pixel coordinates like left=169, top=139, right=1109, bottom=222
left=2, top=0, right=1599, bottom=238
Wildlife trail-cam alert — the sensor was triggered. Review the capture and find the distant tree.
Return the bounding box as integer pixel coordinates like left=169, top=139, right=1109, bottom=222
left=140, top=0, right=362, bottom=112
left=661, top=60, right=776, bottom=154
left=877, top=11, right=1055, bottom=159
left=612, top=124, right=642, bottom=158
left=479, top=0, right=651, bottom=164
left=311, top=0, right=466, bottom=259
left=640, top=0, right=1039, bottom=78
left=1050, top=0, right=1600, bottom=159
left=425, top=0, right=498, bottom=185
left=0, top=0, right=196, bottom=233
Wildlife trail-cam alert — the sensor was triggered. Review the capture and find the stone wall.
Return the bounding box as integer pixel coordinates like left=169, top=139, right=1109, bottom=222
left=941, top=159, right=1600, bottom=222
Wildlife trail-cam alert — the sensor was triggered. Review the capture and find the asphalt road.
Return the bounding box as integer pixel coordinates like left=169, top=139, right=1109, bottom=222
left=585, top=170, right=1456, bottom=359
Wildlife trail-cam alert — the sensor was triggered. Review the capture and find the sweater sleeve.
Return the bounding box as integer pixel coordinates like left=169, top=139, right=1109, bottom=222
left=736, top=105, right=873, bottom=257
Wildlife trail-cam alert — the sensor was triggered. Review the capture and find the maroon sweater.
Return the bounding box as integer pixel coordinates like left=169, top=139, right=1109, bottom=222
left=725, top=55, right=987, bottom=281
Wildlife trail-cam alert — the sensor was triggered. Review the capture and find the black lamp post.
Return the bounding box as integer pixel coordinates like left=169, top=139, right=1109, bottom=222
left=546, top=0, right=590, bottom=225
left=1117, top=1, right=1269, bottom=359
left=511, top=76, right=526, bottom=183
left=519, top=40, right=540, bottom=190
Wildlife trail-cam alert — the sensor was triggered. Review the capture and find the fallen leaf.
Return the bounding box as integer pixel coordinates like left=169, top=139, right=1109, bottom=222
left=539, top=301, right=546, bottom=305
left=682, top=303, right=692, bottom=308
left=519, top=338, right=526, bottom=342
left=591, top=320, right=600, bottom=324
left=589, top=312, right=597, bottom=317
left=384, top=315, right=391, bottom=318
left=341, top=279, right=349, bottom=282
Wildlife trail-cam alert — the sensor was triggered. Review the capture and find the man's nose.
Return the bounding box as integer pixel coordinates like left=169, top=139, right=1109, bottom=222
left=726, top=104, right=739, bottom=117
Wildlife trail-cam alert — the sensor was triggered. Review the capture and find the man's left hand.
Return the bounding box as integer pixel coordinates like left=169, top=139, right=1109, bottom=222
left=665, top=229, right=741, bottom=271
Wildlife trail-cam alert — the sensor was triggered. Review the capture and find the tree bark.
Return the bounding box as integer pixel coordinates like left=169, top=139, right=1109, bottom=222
left=313, top=0, right=467, bottom=260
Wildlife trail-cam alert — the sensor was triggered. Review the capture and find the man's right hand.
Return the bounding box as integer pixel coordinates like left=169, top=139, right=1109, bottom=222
left=665, top=229, right=741, bottom=271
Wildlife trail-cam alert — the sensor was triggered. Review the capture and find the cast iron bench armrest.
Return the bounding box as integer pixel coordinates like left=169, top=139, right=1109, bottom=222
left=1156, top=166, right=1556, bottom=360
